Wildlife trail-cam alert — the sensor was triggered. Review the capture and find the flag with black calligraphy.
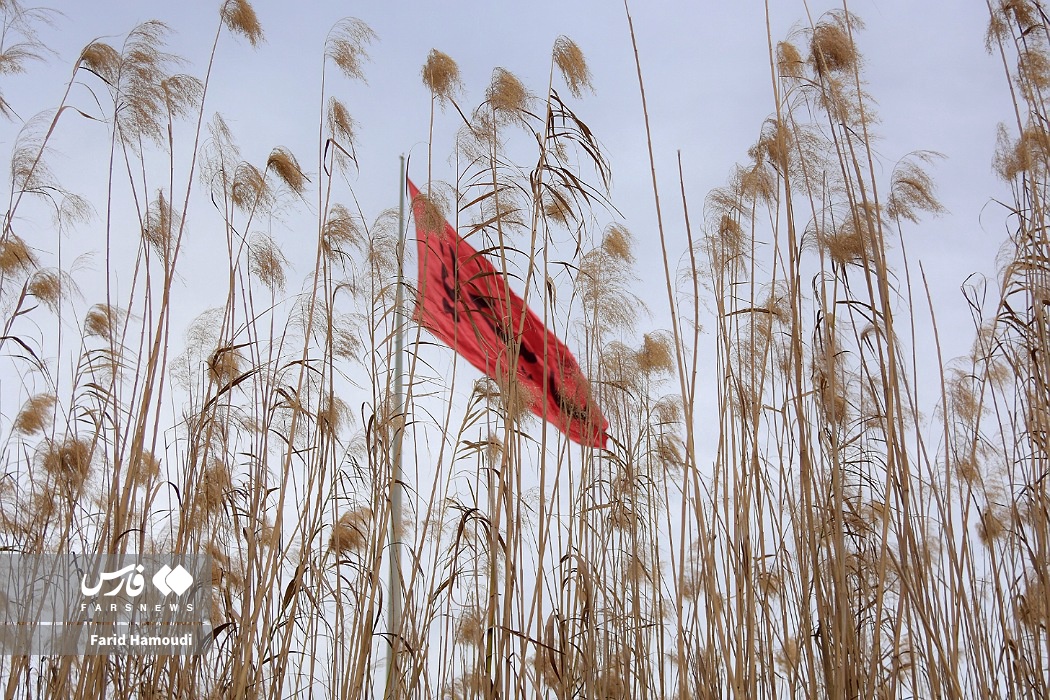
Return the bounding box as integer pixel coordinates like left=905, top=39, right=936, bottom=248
left=407, top=179, right=608, bottom=449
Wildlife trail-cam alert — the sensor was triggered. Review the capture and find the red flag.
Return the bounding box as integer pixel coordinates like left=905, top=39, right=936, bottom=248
left=408, top=179, right=608, bottom=449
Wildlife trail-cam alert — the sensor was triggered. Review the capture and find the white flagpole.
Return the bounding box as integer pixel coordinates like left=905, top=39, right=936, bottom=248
left=386, top=154, right=406, bottom=698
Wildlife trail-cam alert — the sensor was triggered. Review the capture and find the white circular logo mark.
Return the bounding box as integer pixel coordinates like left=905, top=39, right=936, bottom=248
left=151, top=564, right=194, bottom=596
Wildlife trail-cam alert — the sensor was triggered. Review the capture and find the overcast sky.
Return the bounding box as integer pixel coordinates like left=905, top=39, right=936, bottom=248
left=5, top=0, right=1014, bottom=411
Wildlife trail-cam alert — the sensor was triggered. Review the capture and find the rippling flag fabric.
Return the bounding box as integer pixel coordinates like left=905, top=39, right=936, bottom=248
left=408, top=179, right=608, bottom=449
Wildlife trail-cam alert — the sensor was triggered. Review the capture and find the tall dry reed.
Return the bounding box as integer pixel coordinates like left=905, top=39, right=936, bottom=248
left=0, top=1, right=1044, bottom=699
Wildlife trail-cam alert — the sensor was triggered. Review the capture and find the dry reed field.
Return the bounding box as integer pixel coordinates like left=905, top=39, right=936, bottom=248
left=0, top=0, right=1046, bottom=697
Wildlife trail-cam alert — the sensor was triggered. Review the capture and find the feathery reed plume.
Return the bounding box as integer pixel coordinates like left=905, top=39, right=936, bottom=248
left=532, top=649, right=561, bottom=690
left=0, top=234, right=36, bottom=274
left=6, top=112, right=91, bottom=235
left=9, top=111, right=54, bottom=195
left=637, top=332, right=676, bottom=376
left=750, top=117, right=793, bottom=174
left=820, top=200, right=881, bottom=267
left=231, top=161, right=269, bottom=211
left=703, top=184, right=749, bottom=276
left=580, top=224, right=640, bottom=331
left=0, top=1, right=54, bottom=117
left=321, top=205, right=363, bottom=265
left=200, top=111, right=239, bottom=173
left=776, top=40, right=805, bottom=79
left=220, top=0, right=263, bottom=46
left=326, top=96, right=356, bottom=145
left=1017, top=43, right=1050, bottom=103
left=326, top=18, right=376, bottom=81
left=809, top=12, right=861, bottom=76
left=191, top=459, right=232, bottom=521
left=474, top=376, right=502, bottom=405
left=317, top=394, right=350, bottom=437
left=653, top=395, right=683, bottom=426
left=736, top=162, right=776, bottom=214
left=131, top=449, right=162, bottom=482
left=331, top=314, right=362, bottom=360
left=483, top=432, right=504, bottom=470
left=977, top=508, right=1007, bottom=545
left=992, top=123, right=1050, bottom=180
left=990, top=0, right=1040, bottom=39
left=364, top=209, right=399, bottom=283
left=453, top=669, right=490, bottom=698
left=330, top=507, right=371, bottom=553
left=487, top=67, right=530, bottom=118
left=41, top=437, right=93, bottom=492
left=456, top=604, right=486, bottom=647
left=27, top=268, right=72, bottom=312
left=553, top=36, right=592, bottom=98
left=776, top=639, right=801, bottom=673
left=12, top=393, right=55, bottom=435
left=266, top=146, right=308, bottom=195
left=142, top=189, right=179, bottom=257
left=411, top=188, right=448, bottom=239
left=77, top=40, right=119, bottom=81
left=886, top=152, right=946, bottom=223
left=0, top=25, right=45, bottom=76
left=602, top=223, right=633, bottom=262
left=83, top=303, right=124, bottom=342
left=109, top=22, right=184, bottom=146
left=477, top=178, right=528, bottom=233
left=1015, top=576, right=1049, bottom=630
left=422, top=49, right=462, bottom=104
left=248, top=233, right=289, bottom=291
left=542, top=184, right=576, bottom=224
left=207, top=346, right=240, bottom=384
left=496, top=373, right=537, bottom=427
left=161, top=73, right=204, bottom=120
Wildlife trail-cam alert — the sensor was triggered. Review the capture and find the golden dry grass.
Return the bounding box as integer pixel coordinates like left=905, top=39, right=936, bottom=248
left=0, top=1, right=1045, bottom=699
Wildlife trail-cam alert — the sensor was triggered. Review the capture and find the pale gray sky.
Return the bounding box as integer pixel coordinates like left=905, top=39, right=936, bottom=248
left=5, top=0, right=1013, bottom=420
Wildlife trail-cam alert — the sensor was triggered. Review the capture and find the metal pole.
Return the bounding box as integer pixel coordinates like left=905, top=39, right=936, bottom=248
left=385, top=155, right=406, bottom=698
